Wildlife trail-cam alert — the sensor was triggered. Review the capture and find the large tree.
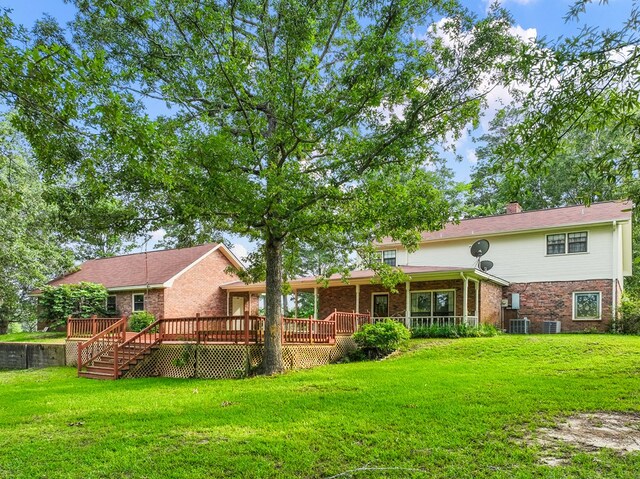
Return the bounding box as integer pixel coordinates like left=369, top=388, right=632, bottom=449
left=0, top=119, right=73, bottom=333
left=490, top=0, right=640, bottom=201
left=3, top=1, right=518, bottom=373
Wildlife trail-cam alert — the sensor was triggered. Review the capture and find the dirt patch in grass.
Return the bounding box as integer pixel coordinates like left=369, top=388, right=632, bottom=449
left=531, top=412, right=640, bottom=466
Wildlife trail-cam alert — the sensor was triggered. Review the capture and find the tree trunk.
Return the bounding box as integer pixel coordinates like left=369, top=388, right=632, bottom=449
left=260, top=235, right=285, bottom=375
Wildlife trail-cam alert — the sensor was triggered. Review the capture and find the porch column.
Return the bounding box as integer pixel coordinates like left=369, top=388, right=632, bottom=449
left=294, top=290, right=298, bottom=318
left=405, top=281, right=411, bottom=328
left=248, top=293, right=252, bottom=315
left=313, top=287, right=318, bottom=320
left=226, top=291, right=230, bottom=316
left=474, top=279, right=480, bottom=324
left=462, top=274, right=468, bottom=325
left=355, top=284, right=360, bottom=314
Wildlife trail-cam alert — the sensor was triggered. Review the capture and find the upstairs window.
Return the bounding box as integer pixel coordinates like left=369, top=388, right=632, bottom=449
left=568, top=232, right=588, bottom=253
left=381, top=250, right=396, bottom=266
left=133, top=294, right=145, bottom=312
left=547, top=232, right=588, bottom=255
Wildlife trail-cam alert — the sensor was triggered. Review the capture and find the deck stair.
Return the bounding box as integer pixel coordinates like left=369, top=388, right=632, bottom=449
left=79, top=342, right=159, bottom=379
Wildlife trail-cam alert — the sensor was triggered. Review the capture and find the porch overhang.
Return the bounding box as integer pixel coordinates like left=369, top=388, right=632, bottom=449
left=220, top=265, right=509, bottom=293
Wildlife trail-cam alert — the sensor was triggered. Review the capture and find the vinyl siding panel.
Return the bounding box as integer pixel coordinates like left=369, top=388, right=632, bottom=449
left=401, top=225, right=615, bottom=283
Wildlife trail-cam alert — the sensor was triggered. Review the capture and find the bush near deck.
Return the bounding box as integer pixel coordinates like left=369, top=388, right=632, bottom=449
left=0, top=335, right=639, bottom=479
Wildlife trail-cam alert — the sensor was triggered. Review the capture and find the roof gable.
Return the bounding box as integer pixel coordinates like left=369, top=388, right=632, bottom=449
left=48, top=243, right=223, bottom=289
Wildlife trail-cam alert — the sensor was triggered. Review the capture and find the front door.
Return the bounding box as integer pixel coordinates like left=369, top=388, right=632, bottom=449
left=372, top=294, right=389, bottom=318
left=232, top=296, right=245, bottom=316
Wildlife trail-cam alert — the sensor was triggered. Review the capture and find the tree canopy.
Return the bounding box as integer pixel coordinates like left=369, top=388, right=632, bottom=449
left=0, top=119, right=74, bottom=332
left=2, top=1, right=520, bottom=372
left=490, top=0, right=640, bottom=205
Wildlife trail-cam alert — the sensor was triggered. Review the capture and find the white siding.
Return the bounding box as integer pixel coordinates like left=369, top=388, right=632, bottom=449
left=400, top=225, right=615, bottom=283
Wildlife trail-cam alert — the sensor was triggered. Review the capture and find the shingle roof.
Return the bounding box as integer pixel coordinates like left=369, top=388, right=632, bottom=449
left=48, top=243, right=220, bottom=289
left=380, top=200, right=633, bottom=245
left=221, top=264, right=509, bottom=291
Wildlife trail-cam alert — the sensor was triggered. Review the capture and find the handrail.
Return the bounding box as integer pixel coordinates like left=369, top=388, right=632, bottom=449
left=77, top=316, right=127, bottom=376
left=282, top=317, right=336, bottom=344
left=113, top=318, right=163, bottom=377
left=332, top=311, right=371, bottom=335
left=67, top=315, right=122, bottom=339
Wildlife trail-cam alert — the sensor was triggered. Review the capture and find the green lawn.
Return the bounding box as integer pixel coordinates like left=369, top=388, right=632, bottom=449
left=0, top=331, right=66, bottom=343
left=0, top=335, right=639, bottom=478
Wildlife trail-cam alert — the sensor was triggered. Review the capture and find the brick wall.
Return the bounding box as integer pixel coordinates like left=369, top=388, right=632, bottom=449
left=479, top=281, right=502, bottom=327
left=164, top=249, right=240, bottom=317
left=503, top=279, right=613, bottom=333
left=114, top=289, right=165, bottom=318
left=318, top=286, right=358, bottom=319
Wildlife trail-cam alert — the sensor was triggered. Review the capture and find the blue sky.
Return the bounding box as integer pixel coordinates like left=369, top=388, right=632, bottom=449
left=1, top=0, right=633, bottom=255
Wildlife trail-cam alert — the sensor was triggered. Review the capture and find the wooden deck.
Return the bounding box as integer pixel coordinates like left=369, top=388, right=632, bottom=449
left=68, top=311, right=371, bottom=379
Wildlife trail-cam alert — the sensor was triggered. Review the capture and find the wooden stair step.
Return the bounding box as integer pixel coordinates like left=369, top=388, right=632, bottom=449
left=79, top=370, right=116, bottom=380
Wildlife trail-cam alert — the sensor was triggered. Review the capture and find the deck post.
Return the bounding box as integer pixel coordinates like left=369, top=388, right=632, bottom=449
left=66, top=316, right=72, bottom=338
left=309, top=318, right=313, bottom=344
left=472, top=279, right=480, bottom=326
left=113, top=345, right=118, bottom=379
left=121, top=315, right=126, bottom=343
left=196, top=313, right=200, bottom=345
left=405, top=281, right=411, bottom=329
left=91, top=315, right=97, bottom=335
left=244, top=310, right=250, bottom=345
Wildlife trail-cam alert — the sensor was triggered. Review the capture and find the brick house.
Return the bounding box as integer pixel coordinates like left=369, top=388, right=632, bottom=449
left=224, top=201, right=633, bottom=333
left=45, top=243, right=258, bottom=319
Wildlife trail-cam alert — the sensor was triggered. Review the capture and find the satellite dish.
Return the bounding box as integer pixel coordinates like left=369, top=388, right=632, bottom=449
left=480, top=260, right=494, bottom=272
left=470, top=239, right=490, bottom=258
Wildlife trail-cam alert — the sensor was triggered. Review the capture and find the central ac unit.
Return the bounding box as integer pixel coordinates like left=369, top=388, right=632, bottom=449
left=510, top=317, right=529, bottom=334
left=543, top=321, right=561, bottom=334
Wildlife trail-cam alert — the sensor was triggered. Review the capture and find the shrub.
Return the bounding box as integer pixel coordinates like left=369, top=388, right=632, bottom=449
left=39, top=282, right=109, bottom=326
left=352, top=320, right=411, bottom=359
left=411, top=324, right=500, bottom=339
left=616, top=296, right=640, bottom=334
left=128, top=312, right=156, bottom=332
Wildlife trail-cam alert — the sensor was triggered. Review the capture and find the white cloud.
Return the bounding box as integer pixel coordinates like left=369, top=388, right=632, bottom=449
left=230, top=243, right=249, bottom=264
left=465, top=149, right=478, bottom=165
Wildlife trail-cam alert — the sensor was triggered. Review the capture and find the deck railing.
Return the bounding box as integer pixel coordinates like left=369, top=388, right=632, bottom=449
left=160, top=315, right=266, bottom=344
left=282, top=317, right=336, bottom=344
left=114, top=319, right=163, bottom=377
left=331, top=311, right=371, bottom=335
left=381, top=315, right=479, bottom=329
left=77, top=316, right=127, bottom=374
left=67, top=315, right=122, bottom=339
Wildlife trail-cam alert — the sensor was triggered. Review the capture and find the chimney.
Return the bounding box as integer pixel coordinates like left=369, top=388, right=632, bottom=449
left=506, top=202, right=522, bottom=214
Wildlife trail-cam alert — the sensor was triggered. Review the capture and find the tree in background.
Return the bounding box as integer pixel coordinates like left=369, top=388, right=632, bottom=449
left=2, top=2, right=519, bottom=373
left=488, top=0, right=640, bottom=205
left=467, top=0, right=640, bottom=292
left=0, top=119, right=74, bottom=333
left=466, top=107, right=625, bottom=217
